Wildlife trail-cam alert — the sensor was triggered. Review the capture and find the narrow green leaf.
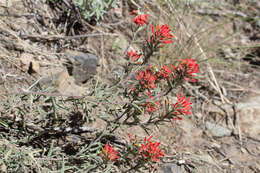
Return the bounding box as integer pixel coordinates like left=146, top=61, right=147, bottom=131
left=0, top=119, right=8, bottom=128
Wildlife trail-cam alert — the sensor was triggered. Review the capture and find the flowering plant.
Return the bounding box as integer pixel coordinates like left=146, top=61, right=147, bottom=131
left=0, top=3, right=205, bottom=173
left=138, top=136, right=165, bottom=162
left=150, top=24, right=174, bottom=46
left=126, top=49, right=142, bottom=63
left=95, top=8, right=199, bottom=171
left=100, top=143, right=119, bottom=161
left=126, top=135, right=164, bottom=163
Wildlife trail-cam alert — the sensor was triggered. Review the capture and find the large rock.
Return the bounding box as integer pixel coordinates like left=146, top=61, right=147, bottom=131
left=205, top=95, right=260, bottom=139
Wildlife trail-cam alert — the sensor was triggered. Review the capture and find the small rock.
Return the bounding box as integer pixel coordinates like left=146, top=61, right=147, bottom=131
left=157, top=163, right=183, bottom=173
left=205, top=121, right=232, bottom=137
left=112, top=67, right=125, bottom=79
left=20, top=53, right=40, bottom=74
left=65, top=51, right=99, bottom=84
left=240, top=147, right=247, bottom=154
left=30, top=61, right=40, bottom=74
left=39, top=70, right=70, bottom=91
left=20, top=53, right=32, bottom=70
left=194, top=112, right=203, bottom=119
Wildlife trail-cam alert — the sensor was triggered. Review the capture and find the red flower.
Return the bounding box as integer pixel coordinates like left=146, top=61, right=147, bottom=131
left=143, top=99, right=159, bottom=113
left=145, top=102, right=159, bottom=113
left=173, top=117, right=182, bottom=121
left=177, top=58, right=199, bottom=82
left=146, top=90, right=152, bottom=96
left=129, top=85, right=136, bottom=92
left=172, top=93, right=192, bottom=115
left=158, top=65, right=173, bottom=78
left=136, top=68, right=157, bottom=89
left=150, top=24, right=174, bottom=46
left=133, top=14, right=149, bottom=26
left=139, top=136, right=165, bottom=162
left=101, top=143, right=119, bottom=161
left=126, top=50, right=142, bottom=62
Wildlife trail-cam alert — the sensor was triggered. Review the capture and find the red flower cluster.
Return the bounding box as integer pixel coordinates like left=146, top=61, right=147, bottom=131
left=133, top=14, right=149, bottom=26
left=126, top=50, right=142, bottom=62
left=172, top=93, right=192, bottom=115
left=157, top=58, right=199, bottom=82
left=128, top=135, right=164, bottom=162
left=101, top=143, right=119, bottom=161
left=139, top=136, right=165, bottom=162
left=150, top=24, right=174, bottom=45
left=177, top=58, right=199, bottom=82
left=136, top=68, right=157, bottom=89
left=158, top=65, right=175, bottom=79
left=125, top=13, right=199, bottom=121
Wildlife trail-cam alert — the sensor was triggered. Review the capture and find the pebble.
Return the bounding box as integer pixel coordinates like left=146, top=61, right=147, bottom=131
left=157, top=163, right=183, bottom=173
left=205, top=121, right=232, bottom=137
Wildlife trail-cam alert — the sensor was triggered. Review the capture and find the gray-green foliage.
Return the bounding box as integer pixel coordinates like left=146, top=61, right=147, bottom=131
left=75, top=0, right=120, bottom=21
